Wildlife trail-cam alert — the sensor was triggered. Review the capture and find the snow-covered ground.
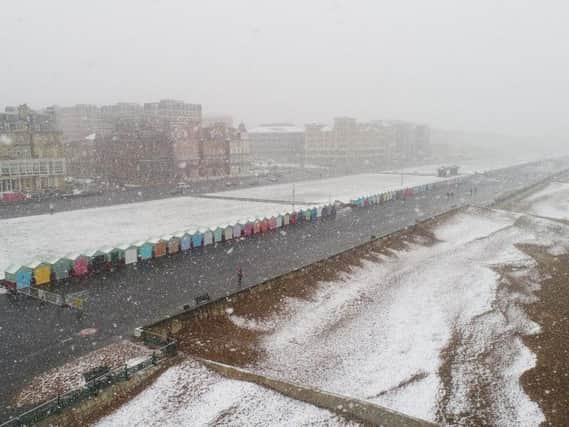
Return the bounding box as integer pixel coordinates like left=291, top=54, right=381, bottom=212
left=206, top=173, right=448, bottom=204
left=0, top=197, right=307, bottom=279
left=384, top=157, right=541, bottom=176
left=523, top=181, right=569, bottom=221
left=236, top=207, right=556, bottom=425
left=95, top=360, right=356, bottom=427
left=226, top=202, right=569, bottom=425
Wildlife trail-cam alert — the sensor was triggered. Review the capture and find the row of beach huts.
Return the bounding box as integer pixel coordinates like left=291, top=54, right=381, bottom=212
left=2, top=181, right=444, bottom=291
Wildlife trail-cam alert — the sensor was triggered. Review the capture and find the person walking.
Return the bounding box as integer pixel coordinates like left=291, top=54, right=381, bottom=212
left=237, top=266, right=243, bottom=289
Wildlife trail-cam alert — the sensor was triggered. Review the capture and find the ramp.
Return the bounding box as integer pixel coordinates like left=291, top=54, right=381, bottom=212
left=198, top=358, right=438, bottom=427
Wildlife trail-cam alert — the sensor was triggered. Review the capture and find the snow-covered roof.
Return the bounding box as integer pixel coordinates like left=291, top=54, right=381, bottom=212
left=27, top=259, right=48, bottom=269
left=117, top=243, right=136, bottom=250
left=5, top=264, right=26, bottom=274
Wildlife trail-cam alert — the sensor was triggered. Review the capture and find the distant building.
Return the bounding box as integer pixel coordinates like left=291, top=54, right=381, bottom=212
left=143, top=99, right=202, bottom=124
left=230, top=122, right=251, bottom=176
left=202, top=113, right=233, bottom=128
left=0, top=105, right=66, bottom=192
left=64, top=133, right=97, bottom=178
left=96, top=117, right=247, bottom=185
left=95, top=118, right=174, bottom=186
left=304, top=117, right=431, bottom=169
left=56, top=104, right=101, bottom=143
left=248, top=123, right=304, bottom=164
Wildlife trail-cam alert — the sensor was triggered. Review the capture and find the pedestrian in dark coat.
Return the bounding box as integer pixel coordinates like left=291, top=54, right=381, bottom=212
left=237, top=266, right=243, bottom=289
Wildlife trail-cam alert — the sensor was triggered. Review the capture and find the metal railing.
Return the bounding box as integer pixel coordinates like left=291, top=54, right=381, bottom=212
left=0, top=340, right=176, bottom=427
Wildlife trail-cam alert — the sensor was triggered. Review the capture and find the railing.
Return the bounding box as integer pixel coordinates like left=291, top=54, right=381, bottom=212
left=0, top=340, right=176, bottom=427
left=0, top=158, right=66, bottom=178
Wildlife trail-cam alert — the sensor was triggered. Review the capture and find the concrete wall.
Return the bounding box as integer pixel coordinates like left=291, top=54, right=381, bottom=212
left=36, top=363, right=168, bottom=427
left=199, top=358, right=437, bottom=427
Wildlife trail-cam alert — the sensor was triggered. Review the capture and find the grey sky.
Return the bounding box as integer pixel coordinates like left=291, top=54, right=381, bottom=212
left=2, top=0, right=569, bottom=140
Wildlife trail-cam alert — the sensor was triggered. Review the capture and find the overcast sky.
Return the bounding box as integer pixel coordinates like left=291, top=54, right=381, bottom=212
left=2, top=0, right=569, bottom=141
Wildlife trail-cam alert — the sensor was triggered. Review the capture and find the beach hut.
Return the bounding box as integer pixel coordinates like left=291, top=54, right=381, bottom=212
left=296, top=209, right=304, bottom=223
left=104, top=247, right=123, bottom=267
left=305, top=209, right=312, bottom=222
left=276, top=214, right=284, bottom=228
left=290, top=211, right=297, bottom=224
left=316, top=206, right=323, bottom=218
left=49, top=257, right=72, bottom=281
left=117, top=243, right=138, bottom=265
left=86, top=248, right=108, bottom=273
left=135, top=241, right=154, bottom=261
left=261, top=218, right=269, bottom=233
left=224, top=225, right=233, bottom=241
left=67, top=253, right=90, bottom=277
left=176, top=231, right=192, bottom=252
left=4, top=264, right=32, bottom=289
left=188, top=230, right=202, bottom=249
left=283, top=212, right=290, bottom=226
left=269, top=216, right=277, bottom=231
left=233, top=223, right=243, bottom=239
left=149, top=237, right=167, bottom=257
left=244, top=219, right=254, bottom=237
left=27, top=260, right=52, bottom=286
left=213, top=226, right=224, bottom=243
left=253, top=219, right=262, bottom=234
left=310, top=207, right=317, bottom=222
left=202, top=228, right=213, bottom=246
left=165, top=235, right=180, bottom=255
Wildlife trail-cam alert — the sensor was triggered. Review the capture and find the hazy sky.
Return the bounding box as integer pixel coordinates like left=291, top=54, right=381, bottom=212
left=2, top=0, right=569, bottom=140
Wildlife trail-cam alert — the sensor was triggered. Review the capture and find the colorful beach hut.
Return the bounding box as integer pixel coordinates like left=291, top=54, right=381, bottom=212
left=117, top=243, right=138, bottom=265
left=305, top=209, right=313, bottom=222
left=244, top=219, right=254, bottom=237
left=253, top=219, right=262, bottom=234
left=261, top=218, right=269, bottom=233
left=290, top=211, right=297, bottom=224
left=105, top=247, right=123, bottom=267
left=276, top=214, right=283, bottom=228
left=213, top=226, right=224, bottom=243
left=224, top=225, right=233, bottom=241
left=176, top=231, right=192, bottom=252
left=149, top=237, right=167, bottom=257
left=269, top=216, right=277, bottom=231
left=165, top=235, right=180, bottom=255
left=135, top=241, right=154, bottom=261
left=310, top=207, right=317, bottom=222
left=86, top=248, right=108, bottom=273
left=202, top=228, right=213, bottom=246
left=283, top=212, right=290, bottom=226
left=233, top=223, right=243, bottom=239
left=27, top=260, right=52, bottom=286
left=4, top=264, right=32, bottom=289
left=49, top=257, right=72, bottom=281
left=67, top=253, right=90, bottom=277
left=193, top=229, right=204, bottom=248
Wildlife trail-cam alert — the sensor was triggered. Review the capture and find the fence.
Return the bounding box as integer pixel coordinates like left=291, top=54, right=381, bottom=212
left=17, top=287, right=88, bottom=310
left=0, top=340, right=176, bottom=427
